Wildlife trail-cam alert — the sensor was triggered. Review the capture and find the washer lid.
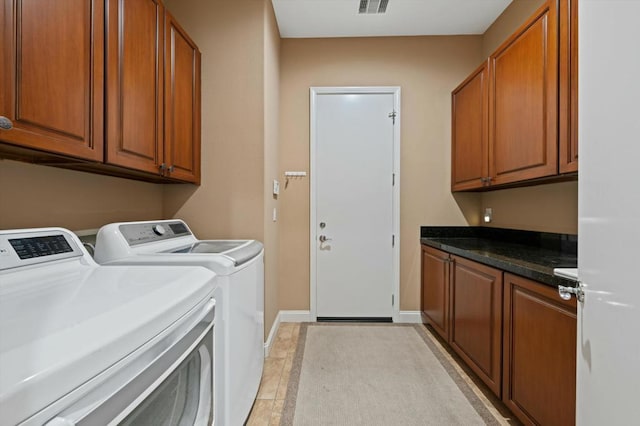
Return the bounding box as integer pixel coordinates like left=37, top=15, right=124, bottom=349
left=0, top=264, right=215, bottom=426
left=172, top=240, right=264, bottom=266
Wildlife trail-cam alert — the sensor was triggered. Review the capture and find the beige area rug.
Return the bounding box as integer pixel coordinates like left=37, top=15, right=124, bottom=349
left=281, top=323, right=504, bottom=426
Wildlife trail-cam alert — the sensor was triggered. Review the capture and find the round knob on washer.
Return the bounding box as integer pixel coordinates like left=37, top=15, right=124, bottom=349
left=152, top=224, right=166, bottom=236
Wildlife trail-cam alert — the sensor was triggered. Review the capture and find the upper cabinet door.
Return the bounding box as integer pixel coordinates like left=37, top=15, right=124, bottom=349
left=0, top=0, right=104, bottom=161
left=105, top=0, right=164, bottom=175
left=559, top=0, right=578, bottom=173
left=451, top=60, right=489, bottom=191
left=489, top=0, right=558, bottom=185
left=164, top=12, right=201, bottom=184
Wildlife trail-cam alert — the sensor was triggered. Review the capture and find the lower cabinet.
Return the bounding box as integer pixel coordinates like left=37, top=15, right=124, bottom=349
left=450, top=256, right=503, bottom=397
left=502, top=273, right=577, bottom=426
left=420, top=246, right=451, bottom=341
left=420, top=246, right=577, bottom=422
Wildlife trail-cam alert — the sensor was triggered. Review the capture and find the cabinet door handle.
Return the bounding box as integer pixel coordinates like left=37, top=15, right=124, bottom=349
left=0, top=116, right=13, bottom=130
left=168, top=165, right=175, bottom=173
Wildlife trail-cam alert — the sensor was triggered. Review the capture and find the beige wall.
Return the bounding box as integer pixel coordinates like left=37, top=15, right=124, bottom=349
left=480, top=0, right=577, bottom=234
left=263, top=1, right=280, bottom=339
left=0, top=159, right=162, bottom=230
left=279, top=36, right=484, bottom=312
left=480, top=181, right=577, bottom=233
left=482, top=0, right=546, bottom=58
left=163, top=0, right=281, bottom=336
left=163, top=0, right=265, bottom=240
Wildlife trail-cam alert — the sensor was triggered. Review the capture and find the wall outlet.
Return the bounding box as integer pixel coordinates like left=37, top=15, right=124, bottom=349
left=483, top=208, right=493, bottom=223
left=273, top=179, right=280, bottom=195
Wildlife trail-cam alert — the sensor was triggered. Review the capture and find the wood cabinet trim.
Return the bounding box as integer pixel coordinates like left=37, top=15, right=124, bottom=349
left=559, top=0, right=578, bottom=173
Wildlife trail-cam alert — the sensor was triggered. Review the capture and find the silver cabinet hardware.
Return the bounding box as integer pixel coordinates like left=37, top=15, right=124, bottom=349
left=0, top=116, right=13, bottom=130
left=319, top=235, right=332, bottom=243
left=319, top=222, right=326, bottom=229
left=558, top=282, right=584, bottom=302
left=480, top=176, right=493, bottom=186
left=168, top=165, right=175, bottom=173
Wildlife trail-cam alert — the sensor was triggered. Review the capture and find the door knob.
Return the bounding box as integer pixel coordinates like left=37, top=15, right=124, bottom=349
left=319, top=235, right=332, bottom=243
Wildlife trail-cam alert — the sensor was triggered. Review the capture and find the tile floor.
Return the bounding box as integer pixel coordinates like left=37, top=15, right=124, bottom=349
left=246, top=322, right=301, bottom=426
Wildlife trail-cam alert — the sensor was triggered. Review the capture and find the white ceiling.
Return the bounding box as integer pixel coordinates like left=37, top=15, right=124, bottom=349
left=272, top=0, right=513, bottom=38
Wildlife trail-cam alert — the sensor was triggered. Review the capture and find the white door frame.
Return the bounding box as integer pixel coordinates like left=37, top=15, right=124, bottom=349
left=309, top=86, right=401, bottom=322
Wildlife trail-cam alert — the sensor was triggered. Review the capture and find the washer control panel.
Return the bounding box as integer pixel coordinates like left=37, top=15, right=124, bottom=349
left=0, top=229, right=83, bottom=271
left=152, top=224, right=166, bottom=236
left=119, top=221, right=192, bottom=246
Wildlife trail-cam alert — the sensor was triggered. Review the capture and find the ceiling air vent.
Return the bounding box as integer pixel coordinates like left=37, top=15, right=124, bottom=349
left=359, top=0, right=389, bottom=14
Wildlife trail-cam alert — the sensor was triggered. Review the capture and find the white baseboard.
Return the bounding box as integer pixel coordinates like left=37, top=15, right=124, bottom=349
left=264, top=311, right=281, bottom=357
left=264, top=310, right=312, bottom=357
left=265, top=310, right=419, bottom=354
left=397, top=311, right=423, bottom=323
left=279, top=310, right=313, bottom=322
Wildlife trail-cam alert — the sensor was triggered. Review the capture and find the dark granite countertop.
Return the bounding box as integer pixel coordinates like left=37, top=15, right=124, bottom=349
left=420, top=227, right=577, bottom=288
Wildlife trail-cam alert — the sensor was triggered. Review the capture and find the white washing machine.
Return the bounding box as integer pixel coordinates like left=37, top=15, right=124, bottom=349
left=94, top=219, right=264, bottom=426
left=0, top=227, right=216, bottom=426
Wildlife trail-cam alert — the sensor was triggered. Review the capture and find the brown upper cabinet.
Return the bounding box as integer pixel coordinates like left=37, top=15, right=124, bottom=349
left=106, top=0, right=165, bottom=175
left=163, top=12, right=201, bottom=184
left=489, top=0, right=558, bottom=186
left=0, top=0, right=105, bottom=161
left=451, top=0, right=577, bottom=191
left=451, top=61, right=489, bottom=191
left=0, top=0, right=201, bottom=184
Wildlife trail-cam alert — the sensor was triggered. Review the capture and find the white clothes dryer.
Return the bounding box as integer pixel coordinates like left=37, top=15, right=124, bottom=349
left=0, top=227, right=216, bottom=426
left=94, top=219, right=264, bottom=426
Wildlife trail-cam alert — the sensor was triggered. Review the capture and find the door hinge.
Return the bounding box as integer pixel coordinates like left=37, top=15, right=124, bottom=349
left=392, top=173, right=395, bottom=186
left=392, top=294, right=395, bottom=306
left=392, top=234, right=395, bottom=247
left=558, top=281, right=585, bottom=303
left=388, top=111, right=397, bottom=125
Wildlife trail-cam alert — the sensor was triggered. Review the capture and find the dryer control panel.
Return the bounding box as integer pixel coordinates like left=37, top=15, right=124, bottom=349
left=0, top=229, right=83, bottom=271
left=119, top=221, right=192, bottom=246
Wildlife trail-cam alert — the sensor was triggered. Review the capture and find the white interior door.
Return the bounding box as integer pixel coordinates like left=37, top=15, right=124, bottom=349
left=311, top=88, right=399, bottom=319
left=578, top=2, right=640, bottom=424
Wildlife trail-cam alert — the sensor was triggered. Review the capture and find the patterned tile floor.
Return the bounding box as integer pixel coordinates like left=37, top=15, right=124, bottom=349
left=246, top=323, right=301, bottom=425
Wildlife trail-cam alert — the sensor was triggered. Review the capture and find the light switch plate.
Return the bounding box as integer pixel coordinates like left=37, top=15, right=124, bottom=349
left=273, top=180, right=280, bottom=195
